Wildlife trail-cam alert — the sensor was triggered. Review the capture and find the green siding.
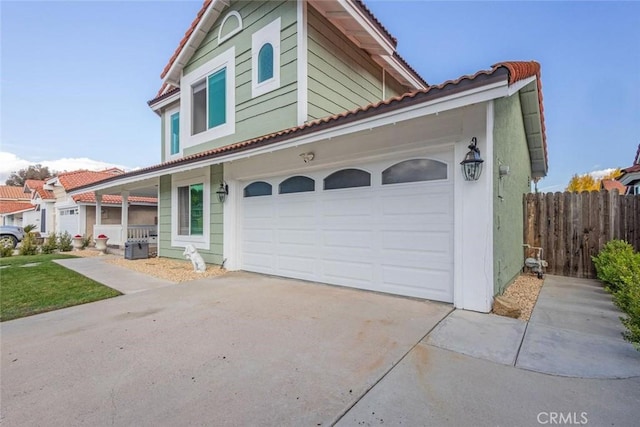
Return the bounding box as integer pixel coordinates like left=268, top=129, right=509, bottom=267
left=306, top=6, right=405, bottom=120
left=493, top=95, right=533, bottom=294
left=182, top=0, right=298, bottom=156
left=158, top=165, right=224, bottom=265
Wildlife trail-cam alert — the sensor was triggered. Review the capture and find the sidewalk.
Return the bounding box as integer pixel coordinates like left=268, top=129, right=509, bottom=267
left=425, top=274, right=640, bottom=378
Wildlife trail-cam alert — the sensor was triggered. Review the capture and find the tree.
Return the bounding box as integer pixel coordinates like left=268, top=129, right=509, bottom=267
left=5, top=164, right=55, bottom=186
left=566, top=168, right=623, bottom=192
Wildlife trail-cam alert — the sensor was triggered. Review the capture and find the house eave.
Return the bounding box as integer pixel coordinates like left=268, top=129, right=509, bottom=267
left=518, top=79, right=548, bottom=178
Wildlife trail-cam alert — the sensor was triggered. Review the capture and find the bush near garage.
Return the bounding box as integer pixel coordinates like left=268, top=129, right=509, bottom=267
left=40, top=234, right=58, bottom=254
left=57, top=232, right=73, bottom=252
left=19, top=232, right=39, bottom=256
left=0, top=240, right=13, bottom=257
left=593, top=240, right=640, bottom=350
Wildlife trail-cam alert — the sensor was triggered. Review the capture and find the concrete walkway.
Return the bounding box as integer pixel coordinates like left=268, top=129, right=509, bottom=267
left=55, top=256, right=175, bottom=294
left=425, top=274, right=640, bottom=378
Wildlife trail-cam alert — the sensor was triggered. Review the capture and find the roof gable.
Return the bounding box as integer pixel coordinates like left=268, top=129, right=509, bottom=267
left=56, top=169, right=125, bottom=191
left=154, top=0, right=425, bottom=99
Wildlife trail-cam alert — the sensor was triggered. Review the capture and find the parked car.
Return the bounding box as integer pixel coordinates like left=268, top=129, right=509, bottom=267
left=0, top=225, right=25, bottom=248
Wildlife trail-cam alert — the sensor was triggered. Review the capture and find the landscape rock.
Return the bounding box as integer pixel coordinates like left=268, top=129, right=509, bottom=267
left=493, top=295, right=521, bottom=319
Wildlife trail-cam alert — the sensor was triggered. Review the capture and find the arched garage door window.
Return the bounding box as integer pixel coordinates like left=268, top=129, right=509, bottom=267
left=244, top=181, right=272, bottom=197
left=382, top=159, right=447, bottom=185
left=324, top=169, right=371, bottom=190
left=279, top=176, right=315, bottom=194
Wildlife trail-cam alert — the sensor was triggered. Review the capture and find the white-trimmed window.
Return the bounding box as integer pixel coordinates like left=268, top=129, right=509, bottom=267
left=218, top=11, right=243, bottom=45
left=171, top=168, right=210, bottom=250
left=251, top=18, right=281, bottom=98
left=165, top=106, right=180, bottom=159
left=180, top=47, right=235, bottom=148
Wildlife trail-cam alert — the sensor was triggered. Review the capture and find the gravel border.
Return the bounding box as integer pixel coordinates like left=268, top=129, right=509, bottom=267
left=499, top=273, right=544, bottom=321
left=106, top=257, right=227, bottom=282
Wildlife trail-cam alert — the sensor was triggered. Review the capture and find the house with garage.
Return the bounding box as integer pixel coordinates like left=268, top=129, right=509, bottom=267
left=46, top=169, right=158, bottom=244
left=69, top=0, right=548, bottom=312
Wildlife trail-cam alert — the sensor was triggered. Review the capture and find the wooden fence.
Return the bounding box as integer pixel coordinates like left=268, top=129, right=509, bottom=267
left=523, top=190, right=640, bottom=278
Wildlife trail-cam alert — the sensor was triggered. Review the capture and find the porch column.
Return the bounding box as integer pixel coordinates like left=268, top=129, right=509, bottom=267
left=95, top=192, right=102, bottom=226
left=121, top=191, right=129, bottom=244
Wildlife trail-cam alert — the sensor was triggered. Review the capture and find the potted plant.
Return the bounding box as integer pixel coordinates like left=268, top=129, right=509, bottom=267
left=72, top=234, right=84, bottom=251
left=95, top=234, right=109, bottom=253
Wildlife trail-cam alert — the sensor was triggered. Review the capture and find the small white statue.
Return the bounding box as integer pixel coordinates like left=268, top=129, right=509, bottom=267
left=183, top=244, right=206, bottom=273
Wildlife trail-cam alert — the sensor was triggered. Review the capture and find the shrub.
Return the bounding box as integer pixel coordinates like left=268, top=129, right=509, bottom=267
left=81, top=234, right=92, bottom=249
left=23, top=224, right=38, bottom=233
left=592, top=240, right=640, bottom=293
left=0, top=239, right=13, bottom=257
left=593, top=239, right=640, bottom=351
left=19, top=232, right=39, bottom=256
left=58, top=232, right=73, bottom=252
left=40, top=234, right=58, bottom=254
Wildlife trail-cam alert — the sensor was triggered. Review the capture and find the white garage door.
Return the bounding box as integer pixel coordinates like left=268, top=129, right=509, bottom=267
left=240, top=156, right=454, bottom=302
left=58, top=207, right=79, bottom=236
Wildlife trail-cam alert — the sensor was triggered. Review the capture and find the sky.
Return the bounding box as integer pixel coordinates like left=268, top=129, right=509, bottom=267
left=1, top=1, right=639, bottom=192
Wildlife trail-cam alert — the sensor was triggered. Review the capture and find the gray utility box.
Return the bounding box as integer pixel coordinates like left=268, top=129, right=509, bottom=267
left=124, top=241, right=149, bottom=260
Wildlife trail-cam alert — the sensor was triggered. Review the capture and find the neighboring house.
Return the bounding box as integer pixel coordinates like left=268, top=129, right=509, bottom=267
left=46, top=169, right=158, bottom=244
left=69, top=0, right=548, bottom=312
left=0, top=185, right=34, bottom=226
left=618, top=144, right=640, bottom=195
left=22, top=179, right=56, bottom=235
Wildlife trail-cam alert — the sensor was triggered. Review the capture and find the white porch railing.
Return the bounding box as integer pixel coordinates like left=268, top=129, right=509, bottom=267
left=93, top=224, right=157, bottom=246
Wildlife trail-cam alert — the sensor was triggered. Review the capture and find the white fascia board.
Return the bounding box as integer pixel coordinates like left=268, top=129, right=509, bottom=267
left=161, top=0, right=226, bottom=88
left=507, top=76, right=536, bottom=96
left=296, top=0, right=308, bottom=125
left=338, top=0, right=395, bottom=55
left=150, top=92, right=181, bottom=113
left=70, top=79, right=509, bottom=195
left=380, top=55, right=426, bottom=90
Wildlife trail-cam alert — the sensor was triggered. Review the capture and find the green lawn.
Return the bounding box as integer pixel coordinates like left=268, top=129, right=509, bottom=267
left=0, top=254, right=121, bottom=321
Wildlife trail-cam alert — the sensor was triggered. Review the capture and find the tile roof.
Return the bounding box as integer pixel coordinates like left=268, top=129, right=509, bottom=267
left=34, top=187, right=55, bottom=200
left=24, top=179, right=46, bottom=190
left=0, top=186, right=30, bottom=200
left=601, top=179, right=627, bottom=193
left=73, top=193, right=157, bottom=205
left=77, top=60, right=547, bottom=193
left=23, top=179, right=55, bottom=200
left=623, top=164, right=640, bottom=174
left=57, top=169, right=125, bottom=191
left=0, top=201, right=34, bottom=215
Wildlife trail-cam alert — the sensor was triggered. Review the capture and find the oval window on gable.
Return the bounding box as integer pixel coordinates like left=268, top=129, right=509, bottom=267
left=279, top=176, right=315, bottom=194
left=382, top=159, right=447, bottom=185
left=324, top=169, right=371, bottom=190
left=258, top=43, right=274, bottom=83
left=244, top=181, right=272, bottom=197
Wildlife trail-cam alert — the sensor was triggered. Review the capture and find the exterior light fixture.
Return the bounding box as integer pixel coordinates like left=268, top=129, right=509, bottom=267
left=460, top=137, right=484, bottom=181
left=216, top=182, right=229, bottom=203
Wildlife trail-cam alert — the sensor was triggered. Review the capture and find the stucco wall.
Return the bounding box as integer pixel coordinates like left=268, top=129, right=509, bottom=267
left=492, top=94, right=533, bottom=294
left=158, top=165, right=224, bottom=265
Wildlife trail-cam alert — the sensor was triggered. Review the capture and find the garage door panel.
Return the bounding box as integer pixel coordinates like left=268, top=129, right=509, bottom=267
left=242, top=253, right=275, bottom=273
left=381, top=266, right=452, bottom=300
left=322, top=259, right=374, bottom=284
left=322, top=230, right=373, bottom=249
left=276, top=255, right=316, bottom=276
left=277, top=199, right=315, bottom=217
left=321, top=196, right=373, bottom=217
left=382, top=230, right=451, bottom=253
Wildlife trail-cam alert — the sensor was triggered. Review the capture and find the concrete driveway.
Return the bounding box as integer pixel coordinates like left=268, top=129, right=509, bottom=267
left=0, top=271, right=452, bottom=426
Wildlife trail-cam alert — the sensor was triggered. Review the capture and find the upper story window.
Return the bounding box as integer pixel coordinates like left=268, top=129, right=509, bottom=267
left=180, top=47, right=235, bottom=148
left=192, top=68, right=226, bottom=134
left=170, top=112, right=180, bottom=155
left=258, top=43, right=274, bottom=83
left=324, top=169, right=371, bottom=190
left=251, top=18, right=281, bottom=98
left=382, top=159, right=448, bottom=185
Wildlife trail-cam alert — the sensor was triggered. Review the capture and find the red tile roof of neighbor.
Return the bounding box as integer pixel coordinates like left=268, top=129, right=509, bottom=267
left=34, top=187, right=55, bottom=200
left=56, top=169, right=124, bottom=191
left=601, top=179, right=627, bottom=193
left=77, top=61, right=547, bottom=193
left=0, top=186, right=30, bottom=200
left=72, top=193, right=157, bottom=205
left=24, top=179, right=46, bottom=190
left=0, top=201, right=34, bottom=215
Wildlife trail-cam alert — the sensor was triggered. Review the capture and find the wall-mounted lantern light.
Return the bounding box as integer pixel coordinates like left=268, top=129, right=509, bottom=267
left=216, top=182, right=229, bottom=203
left=460, top=137, right=484, bottom=181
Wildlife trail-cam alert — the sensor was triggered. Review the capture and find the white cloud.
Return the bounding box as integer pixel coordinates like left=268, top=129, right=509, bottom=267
left=0, top=151, right=132, bottom=183
left=588, top=168, right=618, bottom=180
